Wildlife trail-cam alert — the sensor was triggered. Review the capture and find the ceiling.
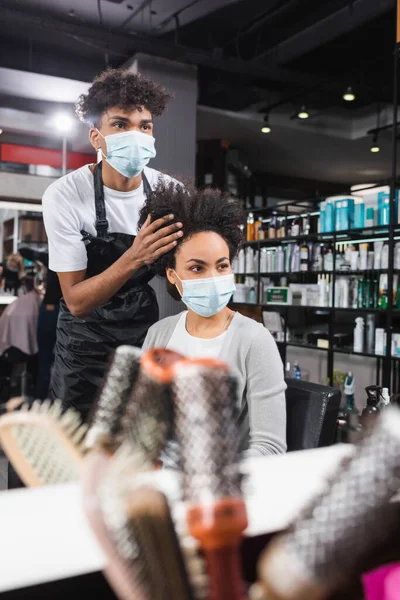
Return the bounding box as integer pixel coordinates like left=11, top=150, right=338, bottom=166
left=0, top=0, right=397, bottom=185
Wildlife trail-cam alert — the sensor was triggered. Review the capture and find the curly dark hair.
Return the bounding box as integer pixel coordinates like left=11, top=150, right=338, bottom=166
left=138, top=182, right=245, bottom=277
left=75, top=68, right=172, bottom=126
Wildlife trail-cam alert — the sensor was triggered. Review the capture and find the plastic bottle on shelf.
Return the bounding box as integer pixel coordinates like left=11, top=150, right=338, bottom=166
left=360, top=385, right=381, bottom=430
left=313, top=244, right=323, bottom=272
left=291, top=244, right=300, bottom=272
left=247, top=212, right=255, bottom=241
left=341, top=278, right=349, bottom=308
left=248, top=287, right=256, bottom=304
left=324, top=199, right=334, bottom=232
left=324, top=246, right=334, bottom=271
left=277, top=218, right=286, bottom=238
left=344, top=372, right=355, bottom=412
left=300, top=242, right=309, bottom=272
left=254, top=249, right=260, bottom=273
left=268, top=212, right=278, bottom=239
left=231, top=256, right=239, bottom=274
left=353, top=317, right=365, bottom=353
left=381, top=243, right=389, bottom=269
left=380, top=387, right=391, bottom=409
left=318, top=275, right=328, bottom=307
left=366, top=314, right=376, bottom=353
left=245, top=247, right=254, bottom=274
left=379, top=274, right=388, bottom=308
left=237, top=248, right=245, bottom=274
left=335, top=244, right=344, bottom=271
left=291, top=218, right=301, bottom=237
left=395, top=242, right=400, bottom=269
left=365, top=207, right=375, bottom=228
left=359, top=243, right=368, bottom=270
left=276, top=247, right=285, bottom=272
left=254, top=216, right=262, bottom=240
left=260, top=248, right=268, bottom=273
left=293, top=361, right=301, bottom=380
left=357, top=278, right=364, bottom=309
left=302, top=213, right=311, bottom=235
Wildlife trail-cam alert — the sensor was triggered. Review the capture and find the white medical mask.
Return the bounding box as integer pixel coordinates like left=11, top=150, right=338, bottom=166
left=96, top=129, right=156, bottom=178
left=174, top=272, right=236, bottom=318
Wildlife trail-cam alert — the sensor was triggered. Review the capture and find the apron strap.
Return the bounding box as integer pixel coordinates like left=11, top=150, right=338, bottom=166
left=142, top=170, right=152, bottom=199
left=93, top=162, right=109, bottom=238
left=93, top=164, right=152, bottom=239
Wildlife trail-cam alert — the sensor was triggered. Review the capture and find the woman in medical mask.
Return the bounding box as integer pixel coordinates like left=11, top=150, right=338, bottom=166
left=141, top=183, right=287, bottom=462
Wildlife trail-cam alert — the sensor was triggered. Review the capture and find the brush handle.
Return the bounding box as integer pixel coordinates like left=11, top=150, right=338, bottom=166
left=205, top=545, right=246, bottom=600
left=187, top=498, right=247, bottom=600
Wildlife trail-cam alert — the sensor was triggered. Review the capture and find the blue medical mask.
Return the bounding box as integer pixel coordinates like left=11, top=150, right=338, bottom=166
left=174, top=272, right=236, bottom=318
left=97, top=129, right=156, bottom=178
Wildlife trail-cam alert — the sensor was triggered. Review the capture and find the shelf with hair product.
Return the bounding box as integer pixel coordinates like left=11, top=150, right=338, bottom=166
left=231, top=187, right=400, bottom=390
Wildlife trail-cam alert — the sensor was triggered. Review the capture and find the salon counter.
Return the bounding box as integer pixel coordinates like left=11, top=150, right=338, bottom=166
left=0, top=444, right=353, bottom=596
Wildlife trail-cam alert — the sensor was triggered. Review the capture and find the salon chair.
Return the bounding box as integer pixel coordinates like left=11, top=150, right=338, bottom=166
left=285, top=378, right=342, bottom=452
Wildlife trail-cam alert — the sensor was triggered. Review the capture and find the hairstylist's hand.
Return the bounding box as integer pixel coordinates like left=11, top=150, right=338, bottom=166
left=128, top=214, right=183, bottom=267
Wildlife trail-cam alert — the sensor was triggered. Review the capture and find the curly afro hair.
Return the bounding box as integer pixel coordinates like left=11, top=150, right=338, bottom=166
left=75, top=68, right=172, bottom=126
left=138, top=182, right=245, bottom=277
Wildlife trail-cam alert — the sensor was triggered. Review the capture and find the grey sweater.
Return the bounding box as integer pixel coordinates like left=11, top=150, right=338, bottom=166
left=142, top=312, right=287, bottom=459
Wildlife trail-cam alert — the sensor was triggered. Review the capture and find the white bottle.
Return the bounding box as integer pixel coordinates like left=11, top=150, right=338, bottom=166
left=381, top=243, right=389, bottom=269
left=395, top=242, right=400, bottom=269
left=340, top=278, right=349, bottom=308
left=238, top=248, right=245, bottom=274
left=276, top=247, right=285, bottom=272
left=380, top=387, right=390, bottom=409
left=260, top=248, right=268, bottom=273
left=245, top=247, right=254, bottom=273
left=253, top=250, right=259, bottom=273
left=318, top=276, right=327, bottom=307
left=353, top=317, right=364, bottom=353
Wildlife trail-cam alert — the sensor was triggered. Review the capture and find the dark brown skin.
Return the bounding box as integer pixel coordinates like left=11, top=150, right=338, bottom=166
left=57, top=107, right=183, bottom=318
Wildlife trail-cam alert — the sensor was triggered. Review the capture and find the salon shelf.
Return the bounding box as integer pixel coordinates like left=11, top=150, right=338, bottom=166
left=333, top=347, right=385, bottom=359
left=286, top=341, right=329, bottom=352
left=243, top=225, right=398, bottom=248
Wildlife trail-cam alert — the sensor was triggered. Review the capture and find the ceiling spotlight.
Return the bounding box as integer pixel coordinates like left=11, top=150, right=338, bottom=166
left=261, top=114, right=271, bottom=133
left=297, top=105, right=309, bottom=119
left=51, top=112, right=75, bottom=134
left=343, top=86, right=355, bottom=102
left=370, top=135, right=380, bottom=153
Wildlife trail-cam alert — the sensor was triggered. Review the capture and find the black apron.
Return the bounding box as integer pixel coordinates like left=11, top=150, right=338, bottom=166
left=51, top=163, right=158, bottom=420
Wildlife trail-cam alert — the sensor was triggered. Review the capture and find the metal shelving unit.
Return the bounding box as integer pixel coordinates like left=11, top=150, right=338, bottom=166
left=231, top=203, right=400, bottom=389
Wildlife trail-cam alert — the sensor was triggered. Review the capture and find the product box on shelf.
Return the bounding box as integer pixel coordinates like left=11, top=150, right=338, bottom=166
left=265, top=287, right=291, bottom=304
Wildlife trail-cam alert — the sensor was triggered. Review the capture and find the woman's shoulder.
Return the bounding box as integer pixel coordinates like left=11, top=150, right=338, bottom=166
left=145, top=311, right=185, bottom=342
left=231, top=313, right=276, bottom=349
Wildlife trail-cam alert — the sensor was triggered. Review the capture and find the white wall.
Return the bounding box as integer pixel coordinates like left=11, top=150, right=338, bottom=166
left=0, top=172, right=56, bottom=202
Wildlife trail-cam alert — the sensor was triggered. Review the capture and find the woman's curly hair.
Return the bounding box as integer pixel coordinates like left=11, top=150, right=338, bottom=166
left=138, top=181, right=245, bottom=277
left=75, top=68, right=172, bottom=126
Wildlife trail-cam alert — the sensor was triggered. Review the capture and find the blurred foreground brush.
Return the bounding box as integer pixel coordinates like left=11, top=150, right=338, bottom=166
left=172, top=358, right=247, bottom=600
left=0, top=399, right=87, bottom=486
left=253, top=408, right=400, bottom=600
left=84, top=348, right=194, bottom=600
left=85, top=345, right=142, bottom=453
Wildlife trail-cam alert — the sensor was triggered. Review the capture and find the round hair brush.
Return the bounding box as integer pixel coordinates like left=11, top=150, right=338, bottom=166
left=172, top=358, right=247, bottom=600
left=254, top=408, right=400, bottom=600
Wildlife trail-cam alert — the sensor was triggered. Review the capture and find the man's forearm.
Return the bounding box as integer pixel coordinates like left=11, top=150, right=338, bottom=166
left=66, top=253, right=140, bottom=318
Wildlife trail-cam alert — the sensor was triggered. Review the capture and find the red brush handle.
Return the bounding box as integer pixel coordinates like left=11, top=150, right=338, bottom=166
left=205, top=545, right=246, bottom=600
left=187, top=498, right=247, bottom=600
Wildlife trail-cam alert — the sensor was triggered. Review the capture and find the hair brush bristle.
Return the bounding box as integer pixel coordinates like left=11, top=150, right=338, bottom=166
left=0, top=399, right=87, bottom=486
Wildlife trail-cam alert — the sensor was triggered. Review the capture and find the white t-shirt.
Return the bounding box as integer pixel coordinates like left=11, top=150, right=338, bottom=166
left=42, top=164, right=174, bottom=273
left=166, top=312, right=228, bottom=359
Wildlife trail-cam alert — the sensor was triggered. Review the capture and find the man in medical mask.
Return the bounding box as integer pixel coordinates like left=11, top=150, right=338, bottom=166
left=42, top=69, right=183, bottom=418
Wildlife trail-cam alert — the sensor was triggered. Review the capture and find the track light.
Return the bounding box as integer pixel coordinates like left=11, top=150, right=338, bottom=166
left=297, top=105, right=309, bottom=119
left=370, top=135, right=380, bottom=153
left=343, top=86, right=355, bottom=102
left=261, top=114, right=271, bottom=133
